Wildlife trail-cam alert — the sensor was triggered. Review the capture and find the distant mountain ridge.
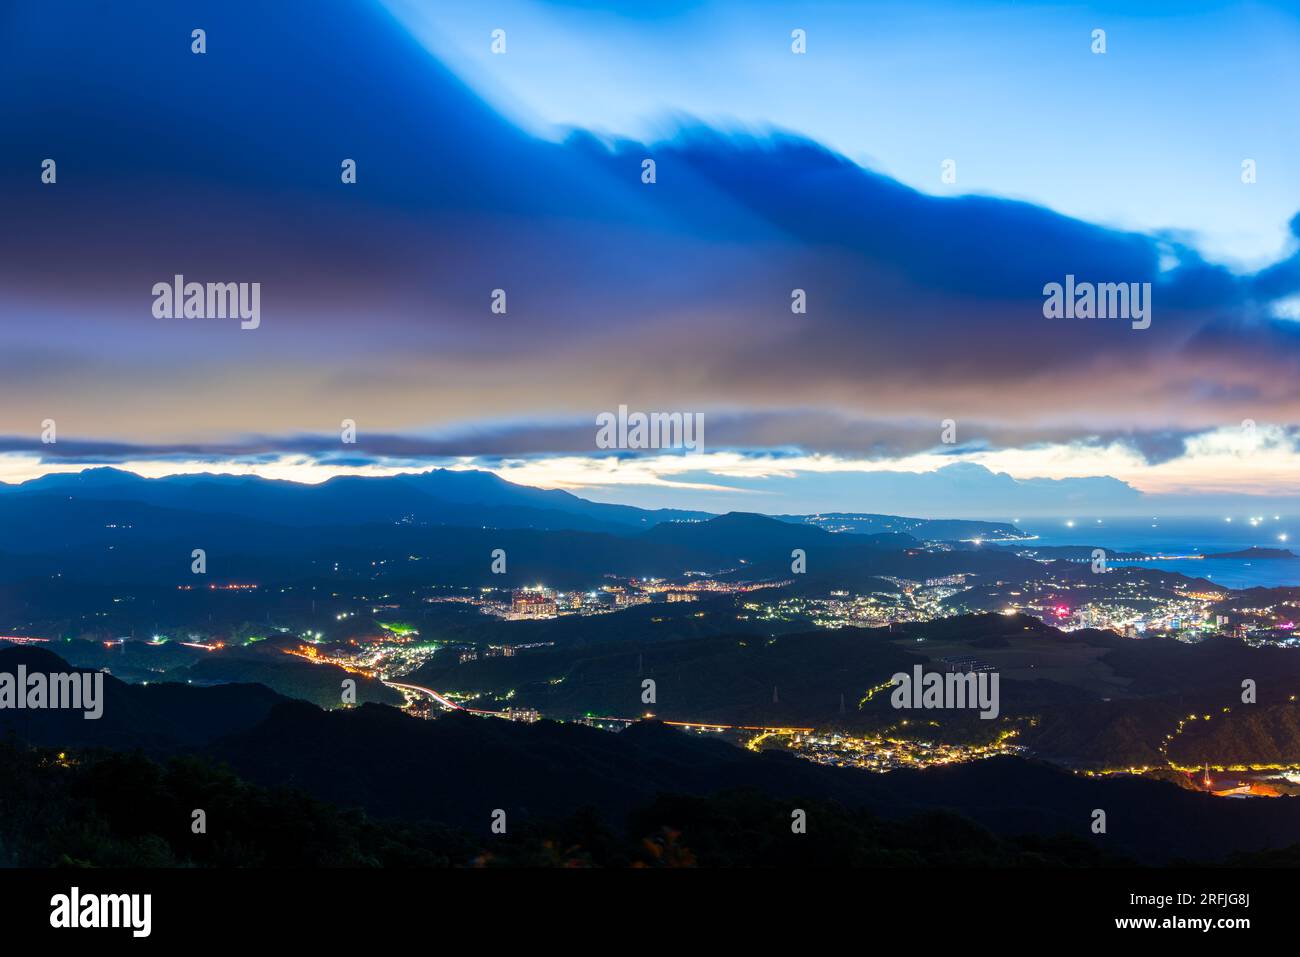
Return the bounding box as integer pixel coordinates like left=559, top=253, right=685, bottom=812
left=1204, top=547, right=1296, bottom=560
left=0, top=471, right=1219, bottom=600
left=0, top=467, right=710, bottom=534
left=0, top=468, right=1028, bottom=540
left=778, top=512, right=1025, bottom=541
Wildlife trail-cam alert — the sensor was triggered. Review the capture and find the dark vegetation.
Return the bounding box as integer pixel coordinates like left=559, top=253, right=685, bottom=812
left=0, top=740, right=1133, bottom=868
left=7, top=643, right=1300, bottom=867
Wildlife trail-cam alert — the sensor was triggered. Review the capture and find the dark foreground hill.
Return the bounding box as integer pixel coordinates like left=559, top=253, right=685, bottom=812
left=0, top=740, right=1122, bottom=868
left=204, top=700, right=1300, bottom=865
left=9, top=646, right=1300, bottom=865
left=0, top=645, right=397, bottom=745
left=0, top=647, right=286, bottom=750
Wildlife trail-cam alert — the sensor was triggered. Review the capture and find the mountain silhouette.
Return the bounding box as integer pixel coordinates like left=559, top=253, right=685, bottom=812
left=0, top=467, right=707, bottom=533
left=0, top=646, right=284, bottom=749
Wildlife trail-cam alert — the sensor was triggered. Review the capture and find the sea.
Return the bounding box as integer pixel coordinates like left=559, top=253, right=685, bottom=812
left=1011, top=516, right=1300, bottom=590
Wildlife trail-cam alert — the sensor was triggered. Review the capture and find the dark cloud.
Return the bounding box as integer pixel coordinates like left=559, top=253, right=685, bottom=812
left=0, top=419, right=1234, bottom=470
left=1, top=0, right=1298, bottom=451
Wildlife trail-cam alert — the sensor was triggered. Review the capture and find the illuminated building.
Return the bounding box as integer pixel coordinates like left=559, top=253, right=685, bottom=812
left=511, top=589, right=558, bottom=619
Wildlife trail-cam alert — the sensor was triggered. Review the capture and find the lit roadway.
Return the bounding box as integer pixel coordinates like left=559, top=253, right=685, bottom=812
left=384, top=679, right=509, bottom=717
left=384, top=679, right=462, bottom=712
left=383, top=679, right=811, bottom=734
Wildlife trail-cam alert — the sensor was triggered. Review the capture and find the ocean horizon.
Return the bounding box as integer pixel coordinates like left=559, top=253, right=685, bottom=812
left=1016, top=516, right=1299, bottom=589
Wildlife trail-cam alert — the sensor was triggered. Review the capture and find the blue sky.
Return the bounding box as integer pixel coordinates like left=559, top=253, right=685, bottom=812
left=386, top=0, right=1300, bottom=269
